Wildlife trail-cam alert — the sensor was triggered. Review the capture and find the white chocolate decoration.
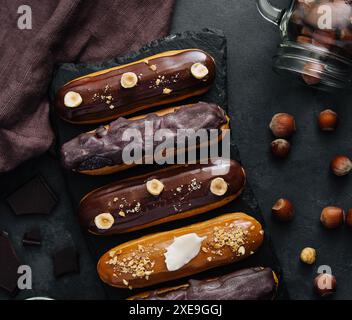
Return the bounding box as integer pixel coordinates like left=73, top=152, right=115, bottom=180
left=94, top=213, right=114, bottom=230
left=191, top=63, right=209, bottom=79
left=64, top=91, right=83, bottom=108
left=164, top=233, right=206, bottom=271
left=121, top=72, right=138, bottom=88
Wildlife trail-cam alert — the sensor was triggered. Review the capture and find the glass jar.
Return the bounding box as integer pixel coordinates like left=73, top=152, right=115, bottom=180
left=257, top=0, right=352, bottom=92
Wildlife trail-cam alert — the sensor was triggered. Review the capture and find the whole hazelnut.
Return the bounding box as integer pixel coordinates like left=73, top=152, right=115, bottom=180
left=300, top=247, right=316, bottom=265
left=330, top=155, right=352, bottom=176
left=272, top=198, right=294, bottom=221
left=271, top=139, right=291, bottom=158
left=318, top=109, right=338, bottom=131
left=320, top=206, right=344, bottom=229
left=302, top=62, right=324, bottom=85
left=314, top=273, right=336, bottom=297
left=346, top=209, right=352, bottom=227
left=269, top=113, right=296, bottom=138
left=340, top=28, right=352, bottom=42
left=297, top=35, right=312, bottom=45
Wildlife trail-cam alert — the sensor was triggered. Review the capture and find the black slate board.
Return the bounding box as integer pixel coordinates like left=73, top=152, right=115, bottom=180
left=50, top=29, right=287, bottom=300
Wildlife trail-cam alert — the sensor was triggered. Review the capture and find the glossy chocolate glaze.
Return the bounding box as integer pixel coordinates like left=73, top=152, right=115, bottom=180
left=133, top=267, right=276, bottom=300
left=55, top=49, right=215, bottom=123
left=79, top=159, right=245, bottom=235
left=61, top=102, right=227, bottom=171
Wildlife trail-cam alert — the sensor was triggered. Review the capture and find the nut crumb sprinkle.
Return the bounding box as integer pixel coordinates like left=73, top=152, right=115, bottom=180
left=108, top=248, right=155, bottom=281
left=211, top=224, right=249, bottom=256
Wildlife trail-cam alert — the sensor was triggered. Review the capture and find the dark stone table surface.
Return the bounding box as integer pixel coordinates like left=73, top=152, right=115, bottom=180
left=1, top=0, right=351, bottom=300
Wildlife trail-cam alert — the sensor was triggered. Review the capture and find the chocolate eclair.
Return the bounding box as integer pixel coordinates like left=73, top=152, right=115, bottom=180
left=55, top=49, right=215, bottom=124
left=79, top=158, right=246, bottom=235
left=129, top=267, right=278, bottom=300
left=61, top=102, right=229, bottom=175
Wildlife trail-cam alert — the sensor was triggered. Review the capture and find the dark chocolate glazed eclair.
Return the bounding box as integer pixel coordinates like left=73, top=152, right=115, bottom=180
left=79, top=158, right=246, bottom=235
left=61, top=102, right=229, bottom=175
left=129, top=267, right=278, bottom=300
left=55, top=49, right=215, bottom=124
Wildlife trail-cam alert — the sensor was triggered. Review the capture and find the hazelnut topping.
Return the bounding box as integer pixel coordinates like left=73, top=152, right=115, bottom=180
left=64, top=91, right=83, bottom=108
left=146, top=179, right=164, bottom=196
left=94, top=213, right=114, bottom=230
left=121, top=72, right=138, bottom=88
left=210, top=177, right=228, bottom=196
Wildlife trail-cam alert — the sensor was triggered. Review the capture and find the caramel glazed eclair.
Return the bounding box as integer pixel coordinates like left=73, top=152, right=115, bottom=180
left=61, top=102, right=229, bottom=175
left=98, top=213, right=264, bottom=289
left=55, top=49, right=215, bottom=124
left=129, top=267, right=278, bottom=300
left=79, top=158, right=246, bottom=235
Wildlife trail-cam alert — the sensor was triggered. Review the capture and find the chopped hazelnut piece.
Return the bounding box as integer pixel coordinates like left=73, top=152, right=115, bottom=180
left=238, top=246, right=246, bottom=255
left=122, top=279, right=129, bottom=286
left=149, top=64, right=157, bottom=71
left=163, top=88, right=172, bottom=94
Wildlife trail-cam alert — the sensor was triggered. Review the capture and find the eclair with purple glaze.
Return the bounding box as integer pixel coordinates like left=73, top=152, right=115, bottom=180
left=61, top=102, right=229, bottom=175
left=55, top=49, right=215, bottom=124
left=128, top=267, right=278, bottom=300
left=79, top=158, right=246, bottom=235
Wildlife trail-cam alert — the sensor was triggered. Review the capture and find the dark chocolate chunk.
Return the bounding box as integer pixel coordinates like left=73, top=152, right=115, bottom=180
left=53, top=246, right=79, bottom=278
left=23, top=227, right=42, bottom=246
left=6, top=175, right=58, bottom=215
left=0, top=231, right=21, bottom=295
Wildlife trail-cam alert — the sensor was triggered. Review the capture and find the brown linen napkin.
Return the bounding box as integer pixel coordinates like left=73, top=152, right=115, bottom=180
left=0, top=0, right=175, bottom=172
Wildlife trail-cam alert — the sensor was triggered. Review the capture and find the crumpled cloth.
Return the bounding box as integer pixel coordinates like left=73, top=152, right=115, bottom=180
left=0, top=0, right=174, bottom=172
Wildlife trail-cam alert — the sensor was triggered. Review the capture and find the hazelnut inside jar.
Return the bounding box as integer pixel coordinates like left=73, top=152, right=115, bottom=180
left=257, top=0, right=352, bottom=92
